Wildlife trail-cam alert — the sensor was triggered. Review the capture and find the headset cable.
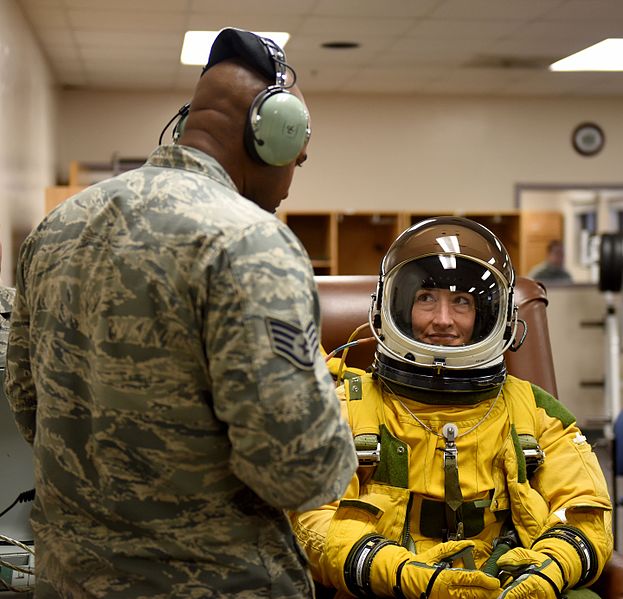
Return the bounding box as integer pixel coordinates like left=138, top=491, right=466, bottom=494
left=0, top=489, right=35, bottom=520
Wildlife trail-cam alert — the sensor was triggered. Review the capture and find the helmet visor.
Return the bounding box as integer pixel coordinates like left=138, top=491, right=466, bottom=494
left=390, top=255, right=503, bottom=348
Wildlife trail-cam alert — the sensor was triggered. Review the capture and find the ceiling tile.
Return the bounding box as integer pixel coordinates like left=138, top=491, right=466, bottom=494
left=311, top=0, right=442, bottom=18
left=286, top=35, right=397, bottom=68
left=18, top=0, right=63, bottom=8
left=13, top=0, right=623, bottom=97
left=541, top=0, right=623, bottom=20
left=297, top=15, right=416, bottom=37
left=66, top=0, right=191, bottom=10
left=511, top=19, right=621, bottom=42
left=189, top=0, right=316, bottom=15
left=384, top=37, right=493, bottom=65
left=408, top=18, right=522, bottom=40
left=67, top=9, right=186, bottom=31
left=73, top=30, right=181, bottom=48
left=79, top=46, right=180, bottom=62
left=185, top=13, right=304, bottom=34
left=430, top=0, right=566, bottom=20
left=20, top=7, right=70, bottom=28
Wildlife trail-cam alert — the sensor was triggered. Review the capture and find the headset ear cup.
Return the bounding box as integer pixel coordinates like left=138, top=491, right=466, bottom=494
left=244, top=111, right=264, bottom=163
left=245, top=88, right=310, bottom=166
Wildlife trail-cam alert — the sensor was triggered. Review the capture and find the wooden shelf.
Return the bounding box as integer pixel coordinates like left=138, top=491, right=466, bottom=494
left=281, top=210, right=534, bottom=276
left=45, top=185, right=86, bottom=214
left=281, top=212, right=338, bottom=274
left=41, top=195, right=537, bottom=279
left=337, top=213, right=404, bottom=275
left=68, top=157, right=146, bottom=186
left=44, top=157, right=146, bottom=215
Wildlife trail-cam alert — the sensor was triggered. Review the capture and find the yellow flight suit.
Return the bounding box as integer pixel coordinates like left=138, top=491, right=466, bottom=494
left=292, top=373, right=612, bottom=597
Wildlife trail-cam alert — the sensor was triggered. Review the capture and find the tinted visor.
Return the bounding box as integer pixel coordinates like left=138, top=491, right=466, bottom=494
left=390, top=256, right=502, bottom=347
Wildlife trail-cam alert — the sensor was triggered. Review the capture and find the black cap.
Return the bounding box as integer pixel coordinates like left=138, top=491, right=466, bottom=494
left=201, top=28, right=278, bottom=80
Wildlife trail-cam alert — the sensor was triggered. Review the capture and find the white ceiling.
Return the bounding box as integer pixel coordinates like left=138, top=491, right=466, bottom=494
left=15, top=0, right=623, bottom=97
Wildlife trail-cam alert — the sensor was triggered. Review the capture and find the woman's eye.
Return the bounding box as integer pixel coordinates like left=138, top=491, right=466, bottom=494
left=453, top=295, right=474, bottom=309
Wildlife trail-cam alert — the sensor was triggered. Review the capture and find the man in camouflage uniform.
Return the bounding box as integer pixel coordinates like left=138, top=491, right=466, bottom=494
left=4, top=28, right=357, bottom=598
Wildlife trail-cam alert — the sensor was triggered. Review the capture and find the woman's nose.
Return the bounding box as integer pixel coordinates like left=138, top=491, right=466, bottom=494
left=432, top=299, right=453, bottom=325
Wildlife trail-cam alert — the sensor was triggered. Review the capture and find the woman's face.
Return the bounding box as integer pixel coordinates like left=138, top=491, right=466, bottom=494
left=411, top=288, right=476, bottom=346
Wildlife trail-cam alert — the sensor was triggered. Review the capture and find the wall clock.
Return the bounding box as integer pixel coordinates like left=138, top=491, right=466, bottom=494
left=572, top=122, right=605, bottom=157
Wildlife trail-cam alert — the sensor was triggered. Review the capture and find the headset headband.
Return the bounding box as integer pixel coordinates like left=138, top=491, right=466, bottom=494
left=259, top=37, right=288, bottom=88
left=201, top=28, right=283, bottom=83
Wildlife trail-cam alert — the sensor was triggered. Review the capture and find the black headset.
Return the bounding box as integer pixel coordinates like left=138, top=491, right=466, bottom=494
left=160, top=35, right=310, bottom=167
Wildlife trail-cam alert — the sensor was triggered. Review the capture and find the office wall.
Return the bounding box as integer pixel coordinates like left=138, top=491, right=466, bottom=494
left=58, top=89, right=623, bottom=213
left=0, top=0, right=57, bottom=286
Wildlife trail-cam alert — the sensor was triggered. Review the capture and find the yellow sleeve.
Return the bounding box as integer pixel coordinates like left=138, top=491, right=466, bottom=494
left=290, top=473, right=361, bottom=587
left=533, top=401, right=613, bottom=586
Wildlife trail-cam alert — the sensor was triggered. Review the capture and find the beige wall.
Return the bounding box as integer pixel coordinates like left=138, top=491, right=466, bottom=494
left=58, top=90, right=623, bottom=213
left=547, top=285, right=610, bottom=427
left=0, top=0, right=57, bottom=286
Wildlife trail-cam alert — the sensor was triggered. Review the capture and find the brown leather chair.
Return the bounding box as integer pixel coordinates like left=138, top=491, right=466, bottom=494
left=315, top=274, right=623, bottom=598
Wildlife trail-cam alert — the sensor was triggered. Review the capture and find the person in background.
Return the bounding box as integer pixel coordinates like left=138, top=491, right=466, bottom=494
left=4, top=27, right=357, bottom=598
left=292, top=216, right=611, bottom=599
left=528, top=239, right=573, bottom=283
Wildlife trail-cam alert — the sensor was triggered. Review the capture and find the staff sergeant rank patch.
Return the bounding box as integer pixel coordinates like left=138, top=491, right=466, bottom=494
left=266, top=317, right=318, bottom=370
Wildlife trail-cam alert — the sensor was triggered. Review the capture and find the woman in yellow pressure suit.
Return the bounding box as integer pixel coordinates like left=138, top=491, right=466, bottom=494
left=292, top=216, right=612, bottom=599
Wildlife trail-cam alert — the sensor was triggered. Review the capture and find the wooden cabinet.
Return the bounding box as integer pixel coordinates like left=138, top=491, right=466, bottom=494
left=337, top=213, right=406, bottom=275
left=44, top=185, right=86, bottom=214
left=281, top=213, right=338, bottom=275
left=68, top=158, right=146, bottom=187
left=280, top=212, right=408, bottom=275
left=44, top=158, right=146, bottom=215
left=280, top=210, right=526, bottom=276
left=43, top=188, right=536, bottom=279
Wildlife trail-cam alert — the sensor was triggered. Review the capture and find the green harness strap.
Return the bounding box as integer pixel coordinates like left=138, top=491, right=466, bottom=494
left=346, top=375, right=547, bottom=545
left=442, top=423, right=465, bottom=541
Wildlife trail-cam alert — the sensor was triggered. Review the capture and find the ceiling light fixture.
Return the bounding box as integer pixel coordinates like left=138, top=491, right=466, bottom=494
left=180, top=30, right=291, bottom=65
left=549, top=38, right=623, bottom=71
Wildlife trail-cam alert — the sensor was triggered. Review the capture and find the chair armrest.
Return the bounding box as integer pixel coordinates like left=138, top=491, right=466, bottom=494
left=590, top=552, right=623, bottom=598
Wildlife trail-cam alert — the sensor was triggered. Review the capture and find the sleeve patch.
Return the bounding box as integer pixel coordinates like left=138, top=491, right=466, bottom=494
left=531, top=383, right=576, bottom=429
left=265, top=317, right=318, bottom=371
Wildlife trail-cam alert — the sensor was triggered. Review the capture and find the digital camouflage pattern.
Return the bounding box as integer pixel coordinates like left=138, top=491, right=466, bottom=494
left=4, top=144, right=357, bottom=598
left=0, top=285, right=15, bottom=369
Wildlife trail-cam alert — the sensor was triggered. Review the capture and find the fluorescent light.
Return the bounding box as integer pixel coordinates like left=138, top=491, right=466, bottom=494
left=438, top=255, right=456, bottom=270
left=436, top=235, right=460, bottom=254
left=180, top=30, right=290, bottom=66
left=550, top=38, right=623, bottom=71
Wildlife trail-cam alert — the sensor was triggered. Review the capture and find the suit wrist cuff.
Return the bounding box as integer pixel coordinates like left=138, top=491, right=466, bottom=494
left=532, top=525, right=597, bottom=587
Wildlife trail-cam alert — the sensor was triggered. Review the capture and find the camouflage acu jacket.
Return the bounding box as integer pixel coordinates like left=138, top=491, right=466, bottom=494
left=4, top=144, right=357, bottom=598
left=0, top=285, right=15, bottom=368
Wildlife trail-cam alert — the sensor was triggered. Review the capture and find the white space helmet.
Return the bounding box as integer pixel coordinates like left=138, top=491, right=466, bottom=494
left=370, top=216, right=521, bottom=394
